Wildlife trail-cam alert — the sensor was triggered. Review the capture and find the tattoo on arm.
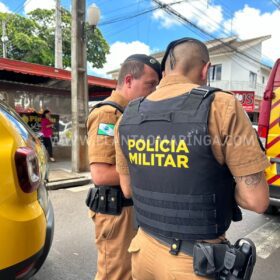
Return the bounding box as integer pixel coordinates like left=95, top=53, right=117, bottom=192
left=235, top=172, right=262, bottom=187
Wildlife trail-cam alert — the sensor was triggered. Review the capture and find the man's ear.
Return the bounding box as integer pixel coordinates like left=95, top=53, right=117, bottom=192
left=201, top=61, right=211, bottom=82
left=162, top=71, right=166, bottom=78
left=124, top=74, right=132, bottom=88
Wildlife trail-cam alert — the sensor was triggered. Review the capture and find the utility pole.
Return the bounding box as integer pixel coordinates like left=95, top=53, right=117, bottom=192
left=55, top=0, right=63, bottom=68
left=2, top=21, right=7, bottom=58
left=71, top=0, right=89, bottom=172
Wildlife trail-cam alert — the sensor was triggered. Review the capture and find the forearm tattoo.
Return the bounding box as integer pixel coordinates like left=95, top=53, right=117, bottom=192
left=235, top=172, right=262, bottom=187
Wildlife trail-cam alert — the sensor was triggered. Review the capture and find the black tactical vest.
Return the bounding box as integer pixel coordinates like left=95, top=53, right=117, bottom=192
left=119, top=86, right=237, bottom=240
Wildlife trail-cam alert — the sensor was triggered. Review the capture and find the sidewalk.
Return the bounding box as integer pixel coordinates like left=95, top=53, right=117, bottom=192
left=46, top=160, right=92, bottom=190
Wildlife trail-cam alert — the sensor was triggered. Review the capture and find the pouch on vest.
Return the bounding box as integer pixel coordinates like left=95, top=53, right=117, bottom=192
left=193, top=238, right=256, bottom=280
left=86, top=186, right=129, bottom=216
left=85, top=187, right=99, bottom=212
left=106, top=187, right=122, bottom=215
left=98, top=187, right=108, bottom=213
left=96, top=187, right=123, bottom=215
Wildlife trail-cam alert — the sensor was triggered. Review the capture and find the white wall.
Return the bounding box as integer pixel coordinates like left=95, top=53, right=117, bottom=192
left=260, top=67, right=271, bottom=86
left=210, top=42, right=265, bottom=83
left=210, top=55, right=232, bottom=81
left=107, top=41, right=270, bottom=99
left=209, top=42, right=271, bottom=98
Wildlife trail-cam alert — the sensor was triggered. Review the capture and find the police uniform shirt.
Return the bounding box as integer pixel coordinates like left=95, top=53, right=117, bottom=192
left=87, top=90, right=128, bottom=165
left=115, top=74, right=270, bottom=177
left=87, top=90, right=137, bottom=280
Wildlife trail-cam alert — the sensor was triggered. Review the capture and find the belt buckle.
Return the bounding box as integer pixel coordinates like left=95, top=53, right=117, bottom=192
left=169, top=239, right=182, bottom=255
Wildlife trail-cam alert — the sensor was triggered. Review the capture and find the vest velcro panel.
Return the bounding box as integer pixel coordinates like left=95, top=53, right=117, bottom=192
left=119, top=87, right=236, bottom=240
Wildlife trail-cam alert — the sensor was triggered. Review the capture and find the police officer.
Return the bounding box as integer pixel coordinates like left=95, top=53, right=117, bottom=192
left=86, top=54, right=161, bottom=280
left=115, top=38, right=269, bottom=279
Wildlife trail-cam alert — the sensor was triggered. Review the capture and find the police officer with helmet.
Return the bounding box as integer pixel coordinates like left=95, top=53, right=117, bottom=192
left=115, top=38, right=270, bottom=279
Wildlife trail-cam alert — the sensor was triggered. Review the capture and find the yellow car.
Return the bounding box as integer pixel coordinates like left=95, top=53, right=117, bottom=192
left=0, top=100, right=54, bottom=279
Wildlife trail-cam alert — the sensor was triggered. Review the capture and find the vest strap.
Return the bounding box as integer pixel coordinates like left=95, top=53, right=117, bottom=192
left=126, top=97, right=144, bottom=114
left=86, top=101, right=125, bottom=135
left=190, top=86, right=220, bottom=98
left=183, top=86, right=220, bottom=112
left=135, top=197, right=217, bottom=219
left=89, top=100, right=124, bottom=114
left=137, top=212, right=218, bottom=235
left=133, top=186, right=215, bottom=204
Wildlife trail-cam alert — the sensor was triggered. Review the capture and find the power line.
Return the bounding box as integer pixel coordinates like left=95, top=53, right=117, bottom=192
left=181, top=0, right=273, bottom=63
left=271, top=0, right=280, bottom=9
left=99, top=0, right=147, bottom=17
left=12, top=0, right=26, bottom=14
left=150, top=1, right=269, bottom=78
left=145, top=0, right=272, bottom=64
left=152, top=0, right=271, bottom=62
left=151, top=0, right=268, bottom=66
left=14, top=0, right=33, bottom=14
left=99, top=6, right=158, bottom=26
left=99, top=0, right=184, bottom=27
left=103, top=15, right=148, bottom=40
left=213, top=0, right=235, bottom=19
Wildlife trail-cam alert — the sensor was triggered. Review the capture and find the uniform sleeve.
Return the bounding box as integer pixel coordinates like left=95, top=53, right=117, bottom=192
left=222, top=96, right=270, bottom=177
left=87, top=109, right=117, bottom=165
left=115, top=117, right=130, bottom=175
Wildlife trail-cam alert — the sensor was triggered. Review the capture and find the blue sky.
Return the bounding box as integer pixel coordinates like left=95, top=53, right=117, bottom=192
left=1, top=0, right=279, bottom=75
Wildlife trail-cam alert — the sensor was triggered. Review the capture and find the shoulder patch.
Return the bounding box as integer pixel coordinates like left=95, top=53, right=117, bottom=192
left=97, top=123, right=115, bottom=136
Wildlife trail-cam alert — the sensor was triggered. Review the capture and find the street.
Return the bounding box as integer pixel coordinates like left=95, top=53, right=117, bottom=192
left=32, top=185, right=280, bottom=280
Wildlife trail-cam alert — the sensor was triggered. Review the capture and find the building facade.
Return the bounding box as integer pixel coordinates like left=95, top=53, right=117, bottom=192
left=0, top=58, right=117, bottom=154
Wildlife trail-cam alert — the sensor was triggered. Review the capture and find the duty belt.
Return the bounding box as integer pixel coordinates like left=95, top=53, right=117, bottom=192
left=143, top=228, right=195, bottom=256
left=144, top=228, right=256, bottom=280
left=86, top=185, right=133, bottom=215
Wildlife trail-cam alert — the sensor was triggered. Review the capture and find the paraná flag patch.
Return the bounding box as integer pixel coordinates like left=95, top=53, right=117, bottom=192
left=97, top=123, right=115, bottom=136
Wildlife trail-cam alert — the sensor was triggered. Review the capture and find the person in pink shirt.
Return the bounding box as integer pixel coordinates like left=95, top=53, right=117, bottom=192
left=41, top=109, right=55, bottom=162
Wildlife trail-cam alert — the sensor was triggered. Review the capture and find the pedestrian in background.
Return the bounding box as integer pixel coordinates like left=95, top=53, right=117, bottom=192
left=41, top=109, right=55, bottom=162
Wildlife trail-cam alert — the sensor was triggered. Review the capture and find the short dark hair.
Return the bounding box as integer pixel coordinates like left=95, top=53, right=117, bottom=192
left=117, top=60, right=145, bottom=86
left=162, top=37, right=209, bottom=73
left=42, top=109, right=50, bottom=118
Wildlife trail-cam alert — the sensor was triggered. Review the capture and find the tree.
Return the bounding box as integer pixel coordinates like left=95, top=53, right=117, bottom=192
left=0, top=9, right=109, bottom=69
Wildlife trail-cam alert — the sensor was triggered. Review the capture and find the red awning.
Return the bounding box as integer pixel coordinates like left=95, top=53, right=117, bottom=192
left=0, top=57, right=116, bottom=89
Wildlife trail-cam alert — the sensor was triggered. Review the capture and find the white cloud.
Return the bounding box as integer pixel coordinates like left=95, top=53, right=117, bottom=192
left=224, top=5, right=280, bottom=62
left=152, top=0, right=223, bottom=33
left=89, top=41, right=153, bottom=78
left=24, top=0, right=56, bottom=14
left=0, top=2, right=11, bottom=13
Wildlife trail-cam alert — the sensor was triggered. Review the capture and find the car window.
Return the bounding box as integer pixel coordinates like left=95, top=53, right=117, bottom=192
left=0, top=107, right=29, bottom=141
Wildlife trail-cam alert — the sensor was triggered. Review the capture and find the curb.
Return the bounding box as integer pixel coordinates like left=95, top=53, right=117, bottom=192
left=46, top=177, right=92, bottom=190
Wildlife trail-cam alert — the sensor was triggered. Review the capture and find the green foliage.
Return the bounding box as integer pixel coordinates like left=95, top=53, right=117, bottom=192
left=0, top=9, right=109, bottom=69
